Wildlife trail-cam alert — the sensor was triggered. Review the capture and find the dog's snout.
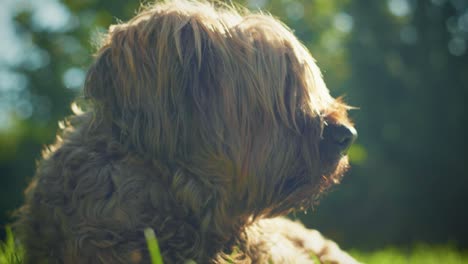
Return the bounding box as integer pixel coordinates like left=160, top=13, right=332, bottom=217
left=323, top=124, right=357, bottom=154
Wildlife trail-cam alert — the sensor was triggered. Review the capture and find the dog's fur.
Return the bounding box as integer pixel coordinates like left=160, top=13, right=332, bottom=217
left=15, top=1, right=358, bottom=263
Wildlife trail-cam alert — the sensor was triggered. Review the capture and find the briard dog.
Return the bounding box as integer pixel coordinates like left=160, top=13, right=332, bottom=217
left=15, top=1, right=358, bottom=263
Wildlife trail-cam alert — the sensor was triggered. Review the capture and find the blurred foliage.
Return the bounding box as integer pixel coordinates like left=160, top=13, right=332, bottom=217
left=0, top=0, right=467, bottom=251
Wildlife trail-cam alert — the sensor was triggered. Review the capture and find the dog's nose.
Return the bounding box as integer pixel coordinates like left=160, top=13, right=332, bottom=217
left=323, top=124, right=357, bottom=155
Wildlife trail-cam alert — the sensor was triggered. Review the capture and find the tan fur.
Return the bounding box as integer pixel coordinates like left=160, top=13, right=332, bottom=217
left=15, top=1, right=358, bottom=263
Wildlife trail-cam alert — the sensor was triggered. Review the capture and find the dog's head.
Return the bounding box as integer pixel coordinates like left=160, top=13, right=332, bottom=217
left=83, top=0, right=356, bottom=219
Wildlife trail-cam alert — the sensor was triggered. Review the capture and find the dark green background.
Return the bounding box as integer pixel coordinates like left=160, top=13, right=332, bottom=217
left=1, top=0, right=467, bottom=251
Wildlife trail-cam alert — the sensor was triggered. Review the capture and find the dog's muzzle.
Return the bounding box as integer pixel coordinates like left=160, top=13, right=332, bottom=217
left=321, top=123, right=357, bottom=156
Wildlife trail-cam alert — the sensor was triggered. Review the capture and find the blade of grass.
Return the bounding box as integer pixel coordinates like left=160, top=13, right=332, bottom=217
left=0, top=226, right=23, bottom=264
left=310, top=253, right=322, bottom=264
left=144, top=228, right=164, bottom=264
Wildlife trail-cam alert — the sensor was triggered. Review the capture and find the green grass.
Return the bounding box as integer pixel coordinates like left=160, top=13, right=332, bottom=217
left=144, top=228, right=164, bottom=264
left=1, top=227, right=468, bottom=264
left=350, top=244, right=468, bottom=264
left=0, top=227, right=23, bottom=264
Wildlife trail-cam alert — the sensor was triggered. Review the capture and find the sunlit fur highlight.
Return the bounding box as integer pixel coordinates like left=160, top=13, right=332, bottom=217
left=15, top=1, right=357, bottom=263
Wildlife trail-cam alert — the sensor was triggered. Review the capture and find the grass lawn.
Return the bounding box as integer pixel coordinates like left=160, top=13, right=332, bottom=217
left=1, top=227, right=468, bottom=263
left=350, top=244, right=468, bottom=264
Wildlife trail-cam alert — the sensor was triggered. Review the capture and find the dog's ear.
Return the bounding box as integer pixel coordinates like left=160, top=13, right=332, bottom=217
left=81, top=19, right=202, bottom=159
left=83, top=26, right=143, bottom=114
left=84, top=47, right=115, bottom=107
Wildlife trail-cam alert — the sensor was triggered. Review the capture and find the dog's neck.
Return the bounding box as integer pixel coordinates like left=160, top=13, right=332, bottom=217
left=151, top=161, right=255, bottom=263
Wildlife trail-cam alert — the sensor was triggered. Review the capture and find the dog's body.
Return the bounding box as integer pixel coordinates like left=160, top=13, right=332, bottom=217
left=15, top=1, right=358, bottom=263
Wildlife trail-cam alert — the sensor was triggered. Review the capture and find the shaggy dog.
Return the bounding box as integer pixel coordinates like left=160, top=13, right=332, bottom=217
left=15, top=1, right=358, bottom=263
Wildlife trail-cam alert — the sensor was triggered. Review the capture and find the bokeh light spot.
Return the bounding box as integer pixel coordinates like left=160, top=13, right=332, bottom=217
left=23, top=49, right=51, bottom=71
left=387, top=0, right=411, bottom=17
left=16, top=100, right=33, bottom=119
left=30, top=0, right=76, bottom=32
left=348, top=144, right=367, bottom=165
left=63, top=67, right=85, bottom=89
left=448, top=37, right=466, bottom=56
left=285, top=2, right=304, bottom=21
left=334, top=12, right=354, bottom=33
left=458, top=11, right=468, bottom=32
left=247, top=0, right=268, bottom=9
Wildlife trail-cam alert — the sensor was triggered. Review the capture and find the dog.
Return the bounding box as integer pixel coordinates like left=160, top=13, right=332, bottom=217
left=15, top=1, right=358, bottom=263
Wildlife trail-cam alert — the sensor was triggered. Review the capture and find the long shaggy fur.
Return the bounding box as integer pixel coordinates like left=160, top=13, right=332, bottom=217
left=15, top=1, right=358, bottom=263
